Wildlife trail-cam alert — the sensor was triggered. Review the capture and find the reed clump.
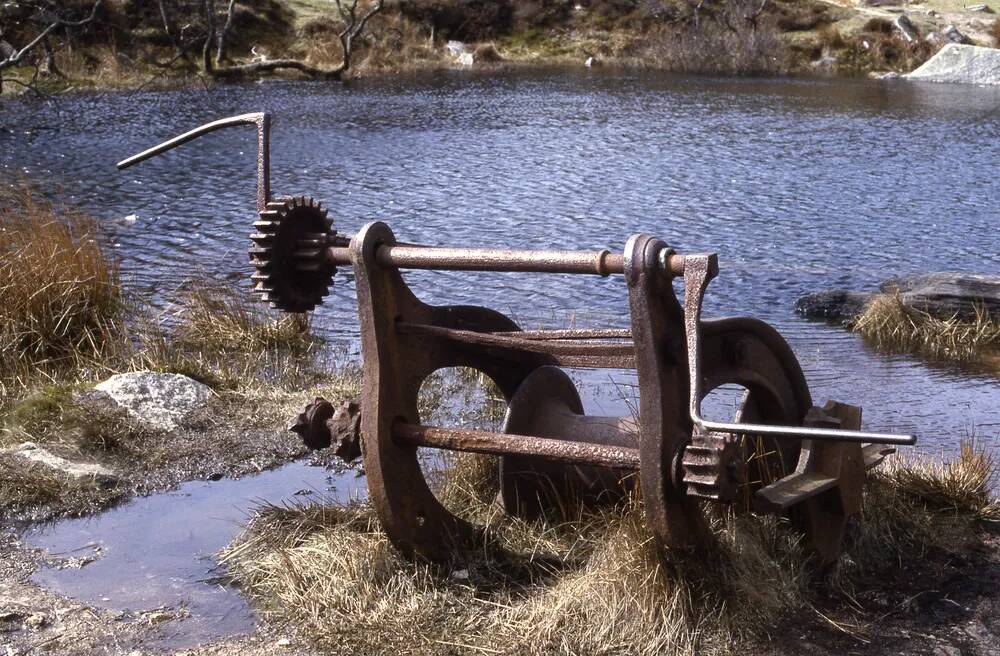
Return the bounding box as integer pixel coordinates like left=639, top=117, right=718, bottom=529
left=853, top=293, right=1000, bottom=362
left=0, top=186, right=125, bottom=396
left=222, top=443, right=998, bottom=655
left=171, top=281, right=315, bottom=354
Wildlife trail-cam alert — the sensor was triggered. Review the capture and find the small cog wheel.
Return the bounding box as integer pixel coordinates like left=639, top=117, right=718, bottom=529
left=249, top=196, right=336, bottom=313
left=681, top=430, right=747, bottom=503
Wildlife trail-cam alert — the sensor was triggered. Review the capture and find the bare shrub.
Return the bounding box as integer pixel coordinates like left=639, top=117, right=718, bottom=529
left=645, top=1, right=787, bottom=75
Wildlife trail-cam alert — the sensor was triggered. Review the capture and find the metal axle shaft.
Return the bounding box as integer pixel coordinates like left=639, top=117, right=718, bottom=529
left=324, top=244, right=687, bottom=277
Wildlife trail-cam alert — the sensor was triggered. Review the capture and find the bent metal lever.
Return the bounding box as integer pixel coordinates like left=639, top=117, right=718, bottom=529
left=681, top=252, right=916, bottom=447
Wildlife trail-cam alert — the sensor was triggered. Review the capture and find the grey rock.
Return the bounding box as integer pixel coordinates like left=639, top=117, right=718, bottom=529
left=967, top=4, right=994, bottom=13
left=456, top=51, right=475, bottom=67
left=932, top=645, right=961, bottom=656
left=24, top=613, right=46, bottom=630
left=811, top=55, right=838, bottom=71
left=905, top=43, right=1000, bottom=84
left=94, top=372, right=212, bottom=431
left=7, top=443, right=118, bottom=485
left=795, top=291, right=873, bottom=324
left=943, top=24, right=973, bottom=44
left=445, top=40, right=466, bottom=57
left=894, top=14, right=919, bottom=42
left=796, top=272, right=1000, bottom=324
left=881, top=272, right=1000, bottom=320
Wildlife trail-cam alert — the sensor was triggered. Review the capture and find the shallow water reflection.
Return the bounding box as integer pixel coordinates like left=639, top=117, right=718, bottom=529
left=25, top=461, right=366, bottom=650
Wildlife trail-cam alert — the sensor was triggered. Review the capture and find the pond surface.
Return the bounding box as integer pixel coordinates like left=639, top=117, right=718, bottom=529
left=2, top=68, right=999, bottom=447
left=24, top=461, right=366, bottom=650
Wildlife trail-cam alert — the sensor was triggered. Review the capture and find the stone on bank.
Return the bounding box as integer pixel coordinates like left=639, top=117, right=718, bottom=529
left=93, top=372, right=212, bottom=431
left=796, top=272, right=1000, bottom=324
left=904, top=44, right=1000, bottom=85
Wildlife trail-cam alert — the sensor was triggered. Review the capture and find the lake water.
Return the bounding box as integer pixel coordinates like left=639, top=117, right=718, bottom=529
left=2, top=68, right=999, bottom=448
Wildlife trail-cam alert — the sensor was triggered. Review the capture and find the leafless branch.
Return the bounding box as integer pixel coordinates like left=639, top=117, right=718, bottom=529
left=216, top=0, right=237, bottom=66
left=0, top=0, right=104, bottom=74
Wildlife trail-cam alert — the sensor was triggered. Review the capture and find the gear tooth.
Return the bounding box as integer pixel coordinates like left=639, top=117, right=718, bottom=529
left=251, top=196, right=334, bottom=313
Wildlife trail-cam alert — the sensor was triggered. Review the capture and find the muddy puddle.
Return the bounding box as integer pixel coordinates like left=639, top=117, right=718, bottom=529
left=23, top=460, right=367, bottom=650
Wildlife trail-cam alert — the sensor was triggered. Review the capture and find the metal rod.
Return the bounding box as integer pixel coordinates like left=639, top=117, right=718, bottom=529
left=116, top=112, right=272, bottom=213
left=682, top=253, right=916, bottom=447
left=327, top=245, right=687, bottom=277
left=698, top=419, right=917, bottom=445
left=393, top=422, right=641, bottom=470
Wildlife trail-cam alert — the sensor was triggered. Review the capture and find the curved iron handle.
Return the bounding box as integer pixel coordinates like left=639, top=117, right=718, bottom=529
left=682, top=253, right=916, bottom=446
left=117, top=112, right=272, bottom=213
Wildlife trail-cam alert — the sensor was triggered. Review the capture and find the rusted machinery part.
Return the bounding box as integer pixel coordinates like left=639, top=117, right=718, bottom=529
left=681, top=430, right=746, bottom=503
left=755, top=401, right=883, bottom=565
left=499, top=366, right=638, bottom=519
left=625, top=233, right=714, bottom=554
left=116, top=112, right=274, bottom=214
left=699, top=317, right=815, bottom=488
left=626, top=234, right=819, bottom=557
left=323, top=244, right=688, bottom=277
left=250, top=196, right=337, bottom=313
left=351, top=221, right=554, bottom=562
left=289, top=397, right=363, bottom=463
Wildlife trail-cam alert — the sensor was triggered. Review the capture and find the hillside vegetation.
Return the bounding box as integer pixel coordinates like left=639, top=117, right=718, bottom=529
left=4, top=0, right=999, bottom=93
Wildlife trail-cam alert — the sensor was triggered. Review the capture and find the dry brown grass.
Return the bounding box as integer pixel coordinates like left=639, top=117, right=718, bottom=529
left=223, top=440, right=999, bottom=655
left=992, top=18, right=1000, bottom=47
left=853, top=293, right=1000, bottom=362
left=0, top=185, right=125, bottom=397
left=171, top=281, right=315, bottom=354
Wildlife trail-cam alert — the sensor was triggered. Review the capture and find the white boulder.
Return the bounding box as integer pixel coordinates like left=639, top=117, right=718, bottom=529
left=904, top=44, right=1000, bottom=85
left=94, top=372, right=212, bottom=431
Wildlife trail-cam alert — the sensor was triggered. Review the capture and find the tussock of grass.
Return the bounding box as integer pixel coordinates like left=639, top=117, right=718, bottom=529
left=0, top=186, right=124, bottom=394
left=224, top=443, right=999, bottom=655
left=172, top=282, right=315, bottom=354
left=853, top=293, right=1000, bottom=362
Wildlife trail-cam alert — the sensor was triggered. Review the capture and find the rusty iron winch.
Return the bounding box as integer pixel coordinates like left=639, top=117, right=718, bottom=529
left=118, top=113, right=916, bottom=565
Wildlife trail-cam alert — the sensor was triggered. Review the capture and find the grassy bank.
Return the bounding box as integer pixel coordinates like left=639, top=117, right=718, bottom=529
left=0, top=184, right=361, bottom=521
left=6, top=0, right=998, bottom=96
left=222, top=443, right=999, bottom=655
left=853, top=293, right=1000, bottom=370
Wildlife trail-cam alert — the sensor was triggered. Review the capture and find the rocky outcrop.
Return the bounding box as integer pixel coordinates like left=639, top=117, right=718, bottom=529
left=94, top=372, right=212, bottom=431
left=904, top=44, right=1000, bottom=85
left=796, top=272, right=1000, bottom=324
left=794, top=291, right=872, bottom=323
left=882, top=272, right=1000, bottom=320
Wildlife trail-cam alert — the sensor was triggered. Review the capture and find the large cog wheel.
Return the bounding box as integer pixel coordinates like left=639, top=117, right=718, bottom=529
left=249, top=196, right=336, bottom=313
